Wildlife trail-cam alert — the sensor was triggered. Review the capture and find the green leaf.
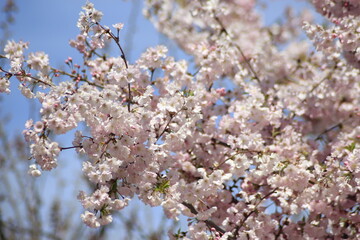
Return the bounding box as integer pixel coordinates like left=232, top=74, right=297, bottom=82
left=345, top=142, right=356, bottom=152
left=182, top=89, right=195, bottom=97
left=100, top=205, right=110, bottom=216
left=154, top=177, right=170, bottom=194
left=173, top=228, right=186, bottom=239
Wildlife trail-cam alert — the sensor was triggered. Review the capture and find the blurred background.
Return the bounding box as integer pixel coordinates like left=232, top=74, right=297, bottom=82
left=0, top=0, right=320, bottom=239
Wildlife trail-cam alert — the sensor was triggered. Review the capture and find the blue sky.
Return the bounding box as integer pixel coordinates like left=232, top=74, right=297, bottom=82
left=1, top=0, right=321, bottom=238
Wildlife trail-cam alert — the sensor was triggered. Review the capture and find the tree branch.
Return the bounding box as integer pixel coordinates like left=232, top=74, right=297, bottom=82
left=181, top=202, right=226, bottom=235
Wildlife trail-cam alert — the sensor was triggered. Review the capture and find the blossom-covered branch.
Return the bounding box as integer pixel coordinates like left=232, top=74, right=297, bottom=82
left=1, top=0, right=360, bottom=239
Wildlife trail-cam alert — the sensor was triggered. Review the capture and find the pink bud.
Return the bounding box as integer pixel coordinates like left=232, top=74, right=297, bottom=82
left=216, top=88, right=226, bottom=96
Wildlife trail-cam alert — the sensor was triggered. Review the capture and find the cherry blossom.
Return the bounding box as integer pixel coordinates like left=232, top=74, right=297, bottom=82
left=1, top=0, right=360, bottom=239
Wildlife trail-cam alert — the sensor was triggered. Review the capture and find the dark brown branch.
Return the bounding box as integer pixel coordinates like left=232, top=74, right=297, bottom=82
left=232, top=188, right=278, bottom=238
left=95, top=22, right=131, bottom=112
left=315, top=123, right=342, bottom=141
left=181, top=202, right=226, bottom=235
left=0, top=66, right=53, bottom=87
left=60, top=145, right=82, bottom=151
left=213, top=15, right=261, bottom=84
left=156, top=114, right=175, bottom=143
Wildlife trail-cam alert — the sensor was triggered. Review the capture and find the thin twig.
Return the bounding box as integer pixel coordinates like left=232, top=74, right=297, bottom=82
left=301, top=71, right=331, bottom=104
left=51, top=68, right=103, bottom=88
left=1, top=223, right=62, bottom=240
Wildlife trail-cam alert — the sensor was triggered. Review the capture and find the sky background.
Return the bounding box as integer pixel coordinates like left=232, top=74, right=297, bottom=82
left=1, top=0, right=321, bottom=238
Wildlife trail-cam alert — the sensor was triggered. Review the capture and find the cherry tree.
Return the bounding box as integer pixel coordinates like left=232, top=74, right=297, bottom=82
left=1, top=0, right=360, bottom=239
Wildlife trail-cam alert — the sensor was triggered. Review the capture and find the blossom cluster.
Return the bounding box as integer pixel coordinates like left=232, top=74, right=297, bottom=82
left=305, top=0, right=360, bottom=69
left=1, top=1, right=360, bottom=239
